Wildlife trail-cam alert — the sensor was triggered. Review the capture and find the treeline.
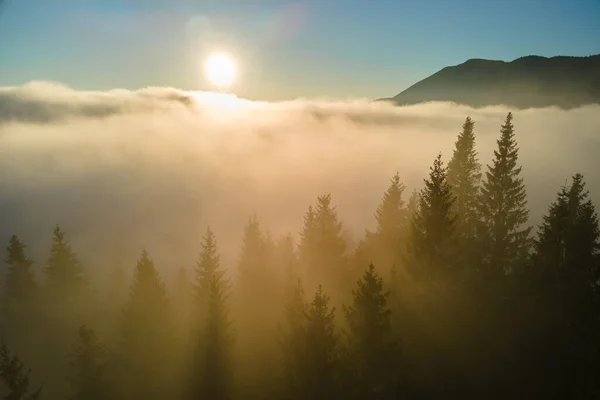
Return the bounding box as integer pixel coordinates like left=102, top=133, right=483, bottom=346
left=1, top=112, right=599, bottom=399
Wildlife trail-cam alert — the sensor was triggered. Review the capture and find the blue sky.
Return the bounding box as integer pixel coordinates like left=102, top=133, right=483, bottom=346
left=0, top=0, right=598, bottom=100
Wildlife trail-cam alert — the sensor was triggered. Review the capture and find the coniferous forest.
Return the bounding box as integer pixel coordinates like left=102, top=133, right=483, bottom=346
left=1, top=112, right=600, bottom=399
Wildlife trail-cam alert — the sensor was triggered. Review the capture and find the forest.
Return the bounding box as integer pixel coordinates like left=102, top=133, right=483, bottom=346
left=0, top=112, right=599, bottom=399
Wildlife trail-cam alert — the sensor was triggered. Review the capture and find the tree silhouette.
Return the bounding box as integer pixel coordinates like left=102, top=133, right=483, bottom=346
left=120, top=251, right=174, bottom=399
left=199, top=272, right=234, bottom=400
left=68, top=325, right=108, bottom=400
left=409, top=153, right=456, bottom=277
left=479, top=113, right=531, bottom=274
left=298, top=194, right=347, bottom=297
left=0, top=343, right=41, bottom=400
left=447, top=116, right=482, bottom=267
left=344, top=264, right=399, bottom=399
left=301, top=285, right=340, bottom=400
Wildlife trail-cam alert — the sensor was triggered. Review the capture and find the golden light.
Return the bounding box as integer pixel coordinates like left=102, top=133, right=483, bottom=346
left=205, top=53, right=237, bottom=89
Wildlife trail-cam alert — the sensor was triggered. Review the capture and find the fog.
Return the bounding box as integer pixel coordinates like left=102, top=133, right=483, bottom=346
left=1, top=81, right=599, bottom=281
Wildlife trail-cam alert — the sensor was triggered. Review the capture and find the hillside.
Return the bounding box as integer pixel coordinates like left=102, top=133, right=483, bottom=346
left=381, top=55, right=600, bottom=109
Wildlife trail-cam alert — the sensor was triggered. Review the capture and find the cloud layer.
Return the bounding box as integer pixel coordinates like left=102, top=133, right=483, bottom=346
left=1, top=81, right=599, bottom=280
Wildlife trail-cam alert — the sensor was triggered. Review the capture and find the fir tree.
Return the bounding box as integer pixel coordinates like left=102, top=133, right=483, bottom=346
left=406, top=189, right=420, bottom=220
left=371, top=173, right=409, bottom=279
left=236, top=216, right=272, bottom=305
left=279, top=279, right=307, bottom=399
left=68, top=325, right=108, bottom=400
left=4, top=235, right=37, bottom=302
left=446, top=117, right=482, bottom=266
left=298, top=194, right=347, bottom=296
left=3, top=236, right=38, bottom=346
left=409, top=154, right=456, bottom=276
left=199, top=271, right=234, bottom=400
left=43, top=225, right=87, bottom=301
left=343, top=264, right=399, bottom=399
left=533, top=173, right=600, bottom=289
left=120, top=251, right=174, bottom=399
left=530, top=174, right=600, bottom=397
left=194, top=227, right=223, bottom=308
left=0, top=343, right=42, bottom=400
left=479, top=112, right=531, bottom=274
left=302, top=286, right=340, bottom=400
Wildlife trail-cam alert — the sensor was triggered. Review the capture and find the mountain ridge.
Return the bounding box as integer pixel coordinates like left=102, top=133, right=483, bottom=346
left=380, top=54, right=600, bottom=109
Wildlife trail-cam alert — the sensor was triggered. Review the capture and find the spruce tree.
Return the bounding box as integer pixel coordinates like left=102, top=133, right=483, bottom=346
left=479, top=112, right=531, bottom=274
left=280, top=279, right=307, bottom=399
left=533, top=173, right=600, bottom=289
left=302, top=286, right=340, bottom=400
left=0, top=343, right=42, bottom=400
left=4, top=235, right=37, bottom=302
left=343, top=264, right=399, bottom=399
left=371, top=173, right=409, bottom=279
left=406, top=189, right=420, bottom=220
left=199, top=269, right=234, bottom=400
left=68, top=325, right=108, bottom=400
left=298, top=194, right=347, bottom=297
left=44, top=225, right=87, bottom=301
left=409, top=154, right=456, bottom=276
left=236, top=216, right=271, bottom=306
left=530, top=174, right=600, bottom=396
left=194, top=227, right=223, bottom=309
left=190, top=229, right=233, bottom=399
left=446, top=117, right=482, bottom=266
left=120, top=251, right=174, bottom=399
left=3, top=236, right=38, bottom=347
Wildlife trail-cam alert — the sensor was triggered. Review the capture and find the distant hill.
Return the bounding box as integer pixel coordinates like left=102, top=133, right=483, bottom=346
left=380, top=55, right=600, bottom=109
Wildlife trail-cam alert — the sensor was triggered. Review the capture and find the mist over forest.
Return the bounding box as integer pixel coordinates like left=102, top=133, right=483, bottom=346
left=1, top=81, right=600, bottom=399
left=1, top=82, right=599, bottom=275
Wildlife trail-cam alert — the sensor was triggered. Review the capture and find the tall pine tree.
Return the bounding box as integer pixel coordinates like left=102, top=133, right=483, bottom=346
left=44, top=225, right=87, bottom=302
left=479, top=112, right=531, bottom=274
left=119, top=251, right=174, bottom=399
left=194, top=227, right=223, bottom=310
left=279, top=279, right=308, bottom=399
left=446, top=117, right=482, bottom=267
left=298, top=194, right=347, bottom=298
left=2, top=236, right=38, bottom=347
left=68, top=325, right=108, bottom=400
left=0, top=343, right=42, bottom=400
left=529, top=174, right=600, bottom=397
left=4, top=235, right=37, bottom=303
left=199, top=271, right=234, bottom=400
left=371, top=173, right=409, bottom=280
left=344, top=264, right=399, bottom=399
left=409, top=154, right=456, bottom=277
left=302, top=285, right=340, bottom=400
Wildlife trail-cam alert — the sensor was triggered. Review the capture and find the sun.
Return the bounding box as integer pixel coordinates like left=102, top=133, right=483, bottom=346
left=205, top=53, right=237, bottom=89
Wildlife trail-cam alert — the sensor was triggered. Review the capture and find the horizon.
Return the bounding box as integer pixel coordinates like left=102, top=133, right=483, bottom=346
left=1, top=0, right=599, bottom=101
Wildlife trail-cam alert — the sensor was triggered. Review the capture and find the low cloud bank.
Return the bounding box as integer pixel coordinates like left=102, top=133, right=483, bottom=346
left=1, top=81, right=599, bottom=280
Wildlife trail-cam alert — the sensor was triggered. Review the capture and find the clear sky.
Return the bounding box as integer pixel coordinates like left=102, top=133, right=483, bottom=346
left=0, top=0, right=599, bottom=100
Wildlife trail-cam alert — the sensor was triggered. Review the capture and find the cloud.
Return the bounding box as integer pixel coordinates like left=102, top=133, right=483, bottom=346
left=1, top=81, right=599, bottom=280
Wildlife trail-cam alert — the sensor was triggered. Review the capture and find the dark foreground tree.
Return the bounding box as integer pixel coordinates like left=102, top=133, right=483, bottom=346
left=68, top=325, right=108, bottom=400
left=446, top=117, right=482, bottom=267
left=302, top=285, right=340, bottom=400
left=199, top=272, right=234, bottom=400
left=409, top=153, right=456, bottom=277
left=120, top=251, right=174, bottom=399
left=0, top=343, right=41, bottom=400
left=280, top=279, right=307, bottom=399
left=479, top=113, right=531, bottom=274
left=344, top=264, right=399, bottom=399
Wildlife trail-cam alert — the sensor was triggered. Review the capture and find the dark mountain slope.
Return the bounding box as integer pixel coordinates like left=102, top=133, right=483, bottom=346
left=381, top=55, right=600, bottom=109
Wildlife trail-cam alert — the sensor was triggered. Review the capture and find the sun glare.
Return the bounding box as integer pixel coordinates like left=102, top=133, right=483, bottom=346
left=205, top=53, right=237, bottom=89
